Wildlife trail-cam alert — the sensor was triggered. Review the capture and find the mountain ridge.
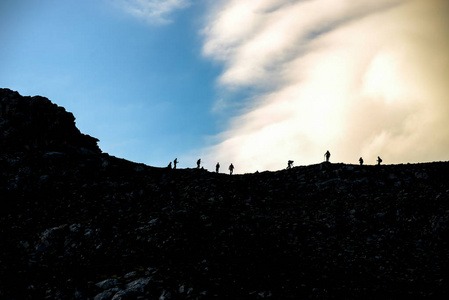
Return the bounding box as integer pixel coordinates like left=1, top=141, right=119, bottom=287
left=1, top=88, right=449, bottom=299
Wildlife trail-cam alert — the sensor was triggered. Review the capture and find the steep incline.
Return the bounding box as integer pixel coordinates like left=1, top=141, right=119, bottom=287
left=1, top=89, right=449, bottom=299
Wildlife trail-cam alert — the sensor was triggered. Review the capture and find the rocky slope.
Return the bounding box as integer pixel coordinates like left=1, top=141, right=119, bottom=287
left=1, top=88, right=449, bottom=299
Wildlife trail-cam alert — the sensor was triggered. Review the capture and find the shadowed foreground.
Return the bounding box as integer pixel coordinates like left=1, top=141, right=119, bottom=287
left=1, top=89, right=449, bottom=299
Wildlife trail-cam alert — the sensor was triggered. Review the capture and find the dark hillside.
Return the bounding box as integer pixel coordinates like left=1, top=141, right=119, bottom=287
left=1, top=88, right=449, bottom=299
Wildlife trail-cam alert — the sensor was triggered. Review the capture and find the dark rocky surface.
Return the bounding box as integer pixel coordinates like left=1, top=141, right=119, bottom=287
left=1, top=88, right=449, bottom=299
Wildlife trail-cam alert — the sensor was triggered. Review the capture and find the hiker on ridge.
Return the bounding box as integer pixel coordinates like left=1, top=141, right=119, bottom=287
left=229, top=163, right=234, bottom=175
left=377, top=156, right=382, bottom=166
left=216, top=162, right=220, bottom=173
left=287, top=160, right=294, bottom=169
left=197, top=159, right=201, bottom=169
left=324, top=150, right=331, bottom=162
left=174, top=158, right=178, bottom=169
left=359, top=157, right=364, bottom=165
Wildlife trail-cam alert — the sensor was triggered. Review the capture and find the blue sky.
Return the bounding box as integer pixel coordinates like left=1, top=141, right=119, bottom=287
left=1, top=0, right=226, bottom=169
left=2, top=0, right=449, bottom=173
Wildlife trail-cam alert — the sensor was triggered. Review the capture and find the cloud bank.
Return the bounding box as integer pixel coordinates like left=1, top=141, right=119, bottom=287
left=114, top=0, right=190, bottom=25
left=201, top=0, right=449, bottom=173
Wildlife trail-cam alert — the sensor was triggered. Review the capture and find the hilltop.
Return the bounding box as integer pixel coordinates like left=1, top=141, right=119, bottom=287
left=1, top=88, right=449, bottom=299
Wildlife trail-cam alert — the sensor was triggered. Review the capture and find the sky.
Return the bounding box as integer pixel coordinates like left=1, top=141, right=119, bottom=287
left=1, top=0, right=448, bottom=173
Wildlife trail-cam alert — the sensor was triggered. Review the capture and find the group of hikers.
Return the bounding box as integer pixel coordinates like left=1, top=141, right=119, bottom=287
left=197, top=158, right=234, bottom=174
left=167, top=151, right=384, bottom=174
left=167, top=158, right=235, bottom=175
left=288, top=151, right=383, bottom=169
left=323, top=150, right=382, bottom=166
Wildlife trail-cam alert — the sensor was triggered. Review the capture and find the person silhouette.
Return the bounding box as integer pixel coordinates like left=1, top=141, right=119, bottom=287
left=359, top=157, right=364, bottom=165
left=173, top=158, right=178, bottom=169
left=287, top=160, right=294, bottom=169
left=216, top=162, right=220, bottom=173
left=197, top=158, right=201, bottom=169
left=228, top=163, right=234, bottom=175
left=377, top=156, right=382, bottom=165
left=324, top=150, right=331, bottom=162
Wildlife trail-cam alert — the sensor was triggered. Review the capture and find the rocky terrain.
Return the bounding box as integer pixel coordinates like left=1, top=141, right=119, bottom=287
left=1, top=88, right=449, bottom=299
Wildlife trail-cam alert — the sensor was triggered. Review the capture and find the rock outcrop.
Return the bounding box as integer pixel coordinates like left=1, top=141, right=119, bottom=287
left=0, top=89, right=100, bottom=154
left=1, top=88, right=449, bottom=299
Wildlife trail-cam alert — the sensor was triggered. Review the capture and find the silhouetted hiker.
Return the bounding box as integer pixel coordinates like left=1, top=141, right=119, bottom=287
left=173, top=158, right=178, bottom=169
left=324, top=150, right=331, bottom=162
left=197, top=159, right=201, bottom=169
left=229, top=163, right=234, bottom=175
left=167, top=162, right=172, bottom=169
left=216, top=162, right=220, bottom=173
left=377, top=156, right=382, bottom=166
left=287, top=160, right=294, bottom=169
left=359, top=157, right=364, bottom=165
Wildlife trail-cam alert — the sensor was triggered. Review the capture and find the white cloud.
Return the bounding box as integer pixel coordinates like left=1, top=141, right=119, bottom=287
left=114, top=0, right=190, bottom=25
left=201, top=0, right=449, bottom=173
